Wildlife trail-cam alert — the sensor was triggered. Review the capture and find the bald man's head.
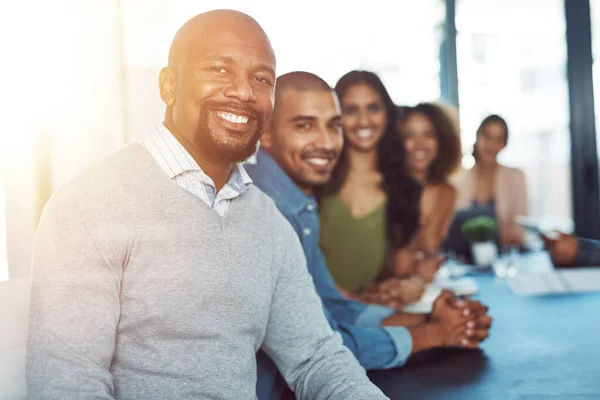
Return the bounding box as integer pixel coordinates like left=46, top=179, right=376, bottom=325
left=159, top=10, right=277, bottom=167
left=261, top=71, right=343, bottom=195
left=271, top=71, right=332, bottom=129
left=168, top=10, right=275, bottom=71
left=275, top=71, right=331, bottom=95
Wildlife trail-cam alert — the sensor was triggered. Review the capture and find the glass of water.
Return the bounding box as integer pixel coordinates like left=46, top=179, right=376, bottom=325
left=493, top=246, right=519, bottom=279
left=506, top=246, right=519, bottom=277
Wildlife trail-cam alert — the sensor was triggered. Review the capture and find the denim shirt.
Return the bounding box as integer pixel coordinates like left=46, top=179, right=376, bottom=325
left=574, top=237, right=600, bottom=266
left=246, top=149, right=413, bottom=400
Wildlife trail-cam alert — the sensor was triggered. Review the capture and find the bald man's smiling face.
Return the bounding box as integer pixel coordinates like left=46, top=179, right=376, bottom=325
left=162, top=15, right=276, bottom=164
left=264, top=89, right=343, bottom=194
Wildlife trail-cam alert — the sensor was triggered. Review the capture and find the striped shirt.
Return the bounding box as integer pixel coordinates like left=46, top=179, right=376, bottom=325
left=143, top=124, right=252, bottom=217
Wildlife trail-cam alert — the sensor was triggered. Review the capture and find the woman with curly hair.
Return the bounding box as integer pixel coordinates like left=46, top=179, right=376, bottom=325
left=394, top=103, right=462, bottom=275
left=319, top=70, right=426, bottom=306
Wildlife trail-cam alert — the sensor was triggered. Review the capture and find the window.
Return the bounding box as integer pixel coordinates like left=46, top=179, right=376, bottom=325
left=456, top=0, right=572, bottom=231
left=591, top=0, right=600, bottom=189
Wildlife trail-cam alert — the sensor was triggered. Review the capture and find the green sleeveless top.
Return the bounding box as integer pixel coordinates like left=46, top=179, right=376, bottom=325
left=319, top=193, right=388, bottom=293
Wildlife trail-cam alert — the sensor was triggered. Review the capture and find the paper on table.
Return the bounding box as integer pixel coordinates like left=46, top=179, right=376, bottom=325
left=431, top=277, right=479, bottom=297
left=515, top=251, right=555, bottom=274
left=402, top=286, right=441, bottom=313
left=507, top=267, right=600, bottom=296
left=560, top=268, right=600, bottom=293
left=507, top=271, right=568, bottom=296
left=402, top=277, right=480, bottom=313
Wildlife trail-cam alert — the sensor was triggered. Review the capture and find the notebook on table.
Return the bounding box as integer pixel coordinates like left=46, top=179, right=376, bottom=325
left=506, top=251, right=600, bottom=296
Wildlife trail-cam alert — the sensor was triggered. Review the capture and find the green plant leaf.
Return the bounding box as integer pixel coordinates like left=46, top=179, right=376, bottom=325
left=460, top=216, right=497, bottom=242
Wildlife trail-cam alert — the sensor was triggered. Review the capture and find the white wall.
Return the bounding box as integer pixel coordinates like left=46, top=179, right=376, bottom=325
left=1, top=0, right=126, bottom=279
left=45, top=0, right=125, bottom=187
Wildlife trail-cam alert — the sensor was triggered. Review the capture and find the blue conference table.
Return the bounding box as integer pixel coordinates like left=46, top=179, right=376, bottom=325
left=368, top=272, right=600, bottom=400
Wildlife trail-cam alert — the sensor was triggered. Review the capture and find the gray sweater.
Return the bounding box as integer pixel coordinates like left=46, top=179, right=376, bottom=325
left=26, top=144, right=388, bottom=400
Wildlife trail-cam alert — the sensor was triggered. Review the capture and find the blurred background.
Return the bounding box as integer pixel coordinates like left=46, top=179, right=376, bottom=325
left=1, top=0, right=600, bottom=281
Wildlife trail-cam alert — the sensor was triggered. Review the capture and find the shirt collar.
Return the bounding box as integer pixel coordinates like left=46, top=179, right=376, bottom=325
left=146, top=123, right=252, bottom=191
left=246, top=148, right=316, bottom=214
left=230, top=163, right=253, bottom=192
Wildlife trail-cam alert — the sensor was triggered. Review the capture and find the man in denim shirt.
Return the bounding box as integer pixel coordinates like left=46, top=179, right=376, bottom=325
left=247, top=71, right=492, bottom=399
left=543, top=233, right=600, bottom=267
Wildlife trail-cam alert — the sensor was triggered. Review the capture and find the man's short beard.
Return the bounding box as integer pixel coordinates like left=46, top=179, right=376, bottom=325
left=228, top=140, right=259, bottom=163
left=195, top=107, right=262, bottom=163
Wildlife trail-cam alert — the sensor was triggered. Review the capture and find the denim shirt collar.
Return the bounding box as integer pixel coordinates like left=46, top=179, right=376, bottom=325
left=247, top=148, right=317, bottom=215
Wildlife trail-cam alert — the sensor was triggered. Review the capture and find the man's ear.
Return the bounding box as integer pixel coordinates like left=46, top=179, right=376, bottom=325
left=158, top=67, right=176, bottom=106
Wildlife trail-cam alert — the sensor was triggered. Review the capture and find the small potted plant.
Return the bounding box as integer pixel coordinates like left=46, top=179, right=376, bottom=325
left=461, top=216, right=498, bottom=266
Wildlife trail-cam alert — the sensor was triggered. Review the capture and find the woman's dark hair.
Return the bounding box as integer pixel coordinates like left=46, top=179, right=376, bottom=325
left=323, top=70, right=421, bottom=249
left=397, top=103, right=462, bottom=184
left=473, top=114, right=509, bottom=161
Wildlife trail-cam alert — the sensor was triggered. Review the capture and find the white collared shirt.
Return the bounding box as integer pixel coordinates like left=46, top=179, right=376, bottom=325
left=144, top=124, right=252, bottom=217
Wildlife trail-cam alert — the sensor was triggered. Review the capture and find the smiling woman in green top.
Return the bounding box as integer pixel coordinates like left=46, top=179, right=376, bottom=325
left=319, top=194, right=388, bottom=293
left=319, top=70, right=424, bottom=303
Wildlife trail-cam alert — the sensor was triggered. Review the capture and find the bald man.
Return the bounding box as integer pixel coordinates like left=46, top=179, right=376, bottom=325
left=26, top=11, right=387, bottom=400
